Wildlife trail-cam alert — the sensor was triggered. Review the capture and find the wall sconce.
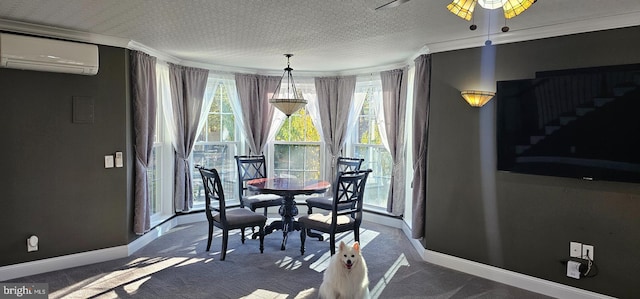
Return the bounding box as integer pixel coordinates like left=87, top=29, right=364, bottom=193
left=461, top=90, right=495, bottom=107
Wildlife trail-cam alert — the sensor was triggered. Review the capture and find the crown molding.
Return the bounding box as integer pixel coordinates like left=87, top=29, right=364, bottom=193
left=0, top=18, right=130, bottom=47
left=127, top=40, right=182, bottom=64
left=426, top=10, right=640, bottom=53
left=4, top=9, right=638, bottom=76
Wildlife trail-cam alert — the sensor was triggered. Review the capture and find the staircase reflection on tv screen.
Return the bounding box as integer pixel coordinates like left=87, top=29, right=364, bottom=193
left=497, top=64, right=640, bottom=183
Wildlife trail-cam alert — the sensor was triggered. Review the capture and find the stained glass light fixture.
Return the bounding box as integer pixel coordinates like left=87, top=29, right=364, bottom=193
left=270, top=54, right=306, bottom=117
left=447, top=0, right=536, bottom=28
left=461, top=90, right=495, bottom=107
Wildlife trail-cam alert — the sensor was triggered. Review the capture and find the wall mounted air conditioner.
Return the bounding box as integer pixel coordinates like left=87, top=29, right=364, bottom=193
left=0, top=33, right=99, bottom=75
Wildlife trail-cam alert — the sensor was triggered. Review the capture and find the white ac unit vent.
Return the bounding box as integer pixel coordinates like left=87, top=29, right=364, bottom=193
left=0, top=33, right=99, bottom=75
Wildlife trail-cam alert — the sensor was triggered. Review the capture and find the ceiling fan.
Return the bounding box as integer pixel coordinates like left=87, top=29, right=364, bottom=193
left=375, top=0, right=411, bottom=10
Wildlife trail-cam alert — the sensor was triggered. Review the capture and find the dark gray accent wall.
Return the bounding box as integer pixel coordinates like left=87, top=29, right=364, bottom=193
left=0, top=45, right=133, bottom=267
left=425, top=26, right=640, bottom=298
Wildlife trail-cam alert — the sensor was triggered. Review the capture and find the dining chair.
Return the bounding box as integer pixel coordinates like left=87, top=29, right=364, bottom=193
left=234, top=155, right=284, bottom=217
left=298, top=169, right=372, bottom=255
left=305, top=157, right=364, bottom=214
left=197, top=166, right=267, bottom=261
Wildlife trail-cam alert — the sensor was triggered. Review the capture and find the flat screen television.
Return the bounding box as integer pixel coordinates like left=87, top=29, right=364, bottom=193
left=496, top=64, right=640, bottom=183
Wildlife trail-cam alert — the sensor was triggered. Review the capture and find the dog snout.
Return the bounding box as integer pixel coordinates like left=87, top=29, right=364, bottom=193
left=346, top=259, right=352, bottom=265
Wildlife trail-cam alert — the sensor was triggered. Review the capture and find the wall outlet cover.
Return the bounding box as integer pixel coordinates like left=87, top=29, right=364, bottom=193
left=570, top=242, right=582, bottom=258
left=567, top=260, right=581, bottom=279
left=582, top=244, right=594, bottom=260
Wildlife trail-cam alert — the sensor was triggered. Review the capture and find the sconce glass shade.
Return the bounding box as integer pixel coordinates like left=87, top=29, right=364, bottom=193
left=461, top=90, right=495, bottom=107
left=502, top=0, right=536, bottom=19
left=446, top=0, right=477, bottom=21
left=270, top=54, right=307, bottom=117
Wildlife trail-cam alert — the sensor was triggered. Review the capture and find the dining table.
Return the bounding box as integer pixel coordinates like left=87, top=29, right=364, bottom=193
left=247, top=177, right=331, bottom=250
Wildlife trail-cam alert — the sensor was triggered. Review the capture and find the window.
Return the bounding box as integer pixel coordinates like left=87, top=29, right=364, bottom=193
left=150, top=62, right=174, bottom=224
left=273, top=107, right=322, bottom=181
left=348, top=79, right=392, bottom=210
left=191, top=82, right=240, bottom=208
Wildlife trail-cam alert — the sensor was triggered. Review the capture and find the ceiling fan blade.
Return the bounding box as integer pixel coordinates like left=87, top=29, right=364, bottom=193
left=375, top=0, right=411, bottom=10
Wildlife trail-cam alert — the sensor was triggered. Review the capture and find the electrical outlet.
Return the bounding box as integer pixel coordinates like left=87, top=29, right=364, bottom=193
left=570, top=242, right=582, bottom=258
left=582, top=244, right=594, bottom=260
left=105, top=155, right=114, bottom=168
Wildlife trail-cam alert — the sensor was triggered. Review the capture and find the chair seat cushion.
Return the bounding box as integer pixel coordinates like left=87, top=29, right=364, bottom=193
left=305, top=196, right=353, bottom=211
left=243, top=194, right=283, bottom=209
left=213, top=208, right=267, bottom=227
left=298, top=213, right=355, bottom=233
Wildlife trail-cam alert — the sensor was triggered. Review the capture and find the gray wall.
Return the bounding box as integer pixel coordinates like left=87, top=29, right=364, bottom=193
left=0, top=45, right=134, bottom=267
left=425, top=26, right=640, bottom=298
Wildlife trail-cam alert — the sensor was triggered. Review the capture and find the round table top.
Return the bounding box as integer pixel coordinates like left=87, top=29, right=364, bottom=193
left=247, top=177, right=330, bottom=197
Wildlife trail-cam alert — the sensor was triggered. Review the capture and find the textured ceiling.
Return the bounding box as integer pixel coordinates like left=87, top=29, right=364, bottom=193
left=1, top=0, right=640, bottom=73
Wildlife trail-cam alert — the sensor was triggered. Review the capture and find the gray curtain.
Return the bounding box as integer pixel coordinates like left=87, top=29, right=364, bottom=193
left=131, top=51, right=157, bottom=235
left=314, top=76, right=357, bottom=184
left=380, top=68, right=408, bottom=216
left=169, top=63, right=209, bottom=212
left=411, top=54, right=431, bottom=239
left=234, top=74, right=281, bottom=154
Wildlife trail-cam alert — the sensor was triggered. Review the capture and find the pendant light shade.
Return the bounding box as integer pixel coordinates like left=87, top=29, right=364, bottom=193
left=270, top=54, right=307, bottom=117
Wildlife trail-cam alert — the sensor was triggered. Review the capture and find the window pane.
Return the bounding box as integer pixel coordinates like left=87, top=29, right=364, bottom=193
left=276, top=108, right=319, bottom=142
left=191, top=143, right=238, bottom=205
left=148, top=146, right=160, bottom=214
left=211, top=90, right=221, bottom=113
left=207, top=114, right=221, bottom=141
left=274, top=144, right=320, bottom=181
left=355, top=145, right=391, bottom=209
left=221, top=114, right=235, bottom=142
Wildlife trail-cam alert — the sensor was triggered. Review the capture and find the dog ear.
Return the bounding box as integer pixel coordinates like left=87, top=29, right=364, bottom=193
left=339, top=241, right=346, bottom=251
left=353, top=241, right=360, bottom=252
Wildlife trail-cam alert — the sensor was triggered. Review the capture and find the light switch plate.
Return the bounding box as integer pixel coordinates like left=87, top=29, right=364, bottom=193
left=105, top=155, right=114, bottom=168
left=115, top=151, right=123, bottom=168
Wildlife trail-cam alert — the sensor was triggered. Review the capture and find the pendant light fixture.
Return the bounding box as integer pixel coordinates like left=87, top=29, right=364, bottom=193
left=270, top=54, right=307, bottom=117
left=447, top=0, right=537, bottom=32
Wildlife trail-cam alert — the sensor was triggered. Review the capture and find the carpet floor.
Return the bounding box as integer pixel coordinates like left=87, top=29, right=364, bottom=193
left=10, top=220, right=553, bottom=299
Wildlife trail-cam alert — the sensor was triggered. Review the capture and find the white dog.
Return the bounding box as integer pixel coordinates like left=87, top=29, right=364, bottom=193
left=319, top=241, right=370, bottom=299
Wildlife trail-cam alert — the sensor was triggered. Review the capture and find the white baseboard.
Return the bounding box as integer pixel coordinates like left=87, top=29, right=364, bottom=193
left=0, top=246, right=128, bottom=282
left=0, top=213, right=208, bottom=282
left=4, top=213, right=614, bottom=299
left=400, top=222, right=616, bottom=299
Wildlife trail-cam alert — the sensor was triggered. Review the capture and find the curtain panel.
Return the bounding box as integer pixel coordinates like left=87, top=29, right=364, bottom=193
left=234, top=74, right=281, bottom=154
left=314, top=76, right=357, bottom=184
left=380, top=68, right=408, bottom=216
left=131, top=51, right=157, bottom=235
left=168, top=63, right=209, bottom=212
left=411, top=54, right=431, bottom=239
